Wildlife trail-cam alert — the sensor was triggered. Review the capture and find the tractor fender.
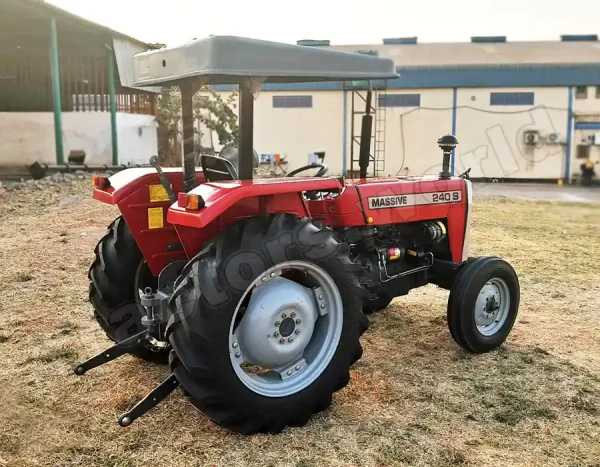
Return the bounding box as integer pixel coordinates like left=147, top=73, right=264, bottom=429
left=93, top=167, right=205, bottom=205
left=167, top=177, right=344, bottom=228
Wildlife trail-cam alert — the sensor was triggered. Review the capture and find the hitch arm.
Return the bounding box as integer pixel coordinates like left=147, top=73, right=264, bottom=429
left=73, top=330, right=149, bottom=375
left=118, top=373, right=180, bottom=427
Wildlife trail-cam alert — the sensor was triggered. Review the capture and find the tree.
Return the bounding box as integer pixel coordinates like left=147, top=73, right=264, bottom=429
left=156, top=86, right=239, bottom=167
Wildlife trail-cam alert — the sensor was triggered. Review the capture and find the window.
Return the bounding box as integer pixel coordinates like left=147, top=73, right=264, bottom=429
left=489, top=92, right=534, bottom=106
left=577, top=144, right=591, bottom=159
left=272, top=95, right=313, bottom=108
left=378, top=94, right=421, bottom=108
left=596, top=86, right=600, bottom=99
left=576, top=86, right=588, bottom=99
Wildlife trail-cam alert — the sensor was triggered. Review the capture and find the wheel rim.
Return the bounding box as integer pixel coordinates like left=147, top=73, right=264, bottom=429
left=474, top=277, right=511, bottom=336
left=228, top=261, right=344, bottom=398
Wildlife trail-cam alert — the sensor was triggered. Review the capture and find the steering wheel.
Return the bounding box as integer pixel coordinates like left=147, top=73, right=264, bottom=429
left=285, top=163, right=329, bottom=178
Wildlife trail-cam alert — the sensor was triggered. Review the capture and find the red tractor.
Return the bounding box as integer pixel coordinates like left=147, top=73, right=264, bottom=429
left=76, top=36, right=520, bottom=434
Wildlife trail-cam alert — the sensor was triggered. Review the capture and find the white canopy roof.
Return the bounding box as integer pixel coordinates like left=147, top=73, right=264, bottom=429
left=132, top=35, right=398, bottom=87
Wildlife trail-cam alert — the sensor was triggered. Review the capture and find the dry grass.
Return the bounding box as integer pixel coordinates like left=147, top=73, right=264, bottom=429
left=0, top=183, right=599, bottom=467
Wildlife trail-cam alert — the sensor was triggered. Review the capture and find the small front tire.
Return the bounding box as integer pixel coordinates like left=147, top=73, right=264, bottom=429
left=447, top=256, right=520, bottom=353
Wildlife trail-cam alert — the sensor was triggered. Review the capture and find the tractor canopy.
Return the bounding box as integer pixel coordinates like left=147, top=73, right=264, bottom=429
left=131, top=35, right=398, bottom=87
left=130, top=35, right=399, bottom=184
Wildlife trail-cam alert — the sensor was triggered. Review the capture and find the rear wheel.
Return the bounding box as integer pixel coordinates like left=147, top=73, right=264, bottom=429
left=447, top=256, right=520, bottom=353
left=89, top=217, right=167, bottom=362
left=168, top=214, right=368, bottom=434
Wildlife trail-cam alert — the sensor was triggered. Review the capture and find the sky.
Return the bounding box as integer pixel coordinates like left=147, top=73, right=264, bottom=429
left=47, top=0, right=600, bottom=46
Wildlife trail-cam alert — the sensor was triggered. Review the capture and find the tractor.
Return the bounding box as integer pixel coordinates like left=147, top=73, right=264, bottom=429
left=76, top=36, right=520, bottom=434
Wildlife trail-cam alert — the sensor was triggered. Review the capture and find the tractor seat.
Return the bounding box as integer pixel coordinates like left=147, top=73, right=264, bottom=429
left=200, top=155, right=238, bottom=182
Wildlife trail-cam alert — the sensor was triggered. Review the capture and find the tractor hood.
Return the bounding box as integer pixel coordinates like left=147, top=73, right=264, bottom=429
left=132, top=35, right=398, bottom=87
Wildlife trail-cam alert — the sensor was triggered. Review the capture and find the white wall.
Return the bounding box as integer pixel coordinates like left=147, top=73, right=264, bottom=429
left=116, top=114, right=158, bottom=165
left=572, top=86, right=600, bottom=175
left=210, top=90, right=344, bottom=175
left=0, top=112, right=157, bottom=168
left=454, top=87, right=569, bottom=179
left=254, top=90, right=345, bottom=174
left=208, top=86, right=597, bottom=181
left=371, top=89, right=454, bottom=177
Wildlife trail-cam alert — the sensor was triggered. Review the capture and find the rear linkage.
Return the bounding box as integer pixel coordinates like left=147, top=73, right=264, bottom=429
left=74, top=266, right=182, bottom=427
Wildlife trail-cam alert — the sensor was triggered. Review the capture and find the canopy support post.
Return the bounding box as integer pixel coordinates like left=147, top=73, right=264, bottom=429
left=181, top=81, right=196, bottom=192
left=238, top=83, right=254, bottom=181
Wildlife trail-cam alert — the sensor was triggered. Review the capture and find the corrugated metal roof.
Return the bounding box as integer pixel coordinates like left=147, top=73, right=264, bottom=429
left=330, top=40, right=600, bottom=67
left=113, top=38, right=161, bottom=93
left=23, top=0, right=155, bottom=49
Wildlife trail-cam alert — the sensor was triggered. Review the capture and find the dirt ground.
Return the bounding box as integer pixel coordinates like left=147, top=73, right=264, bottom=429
left=0, top=181, right=598, bottom=467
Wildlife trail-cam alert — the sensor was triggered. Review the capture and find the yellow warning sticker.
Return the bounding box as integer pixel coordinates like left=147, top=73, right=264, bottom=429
left=149, top=184, right=171, bottom=202
left=148, top=207, right=164, bottom=229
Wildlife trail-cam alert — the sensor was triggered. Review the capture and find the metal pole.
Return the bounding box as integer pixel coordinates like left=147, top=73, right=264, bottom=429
left=238, top=83, right=254, bottom=180
left=564, top=86, right=574, bottom=184
left=108, top=52, right=119, bottom=165
left=342, top=88, right=348, bottom=177
left=451, top=87, right=458, bottom=175
left=50, top=18, right=64, bottom=165
left=181, top=81, right=196, bottom=192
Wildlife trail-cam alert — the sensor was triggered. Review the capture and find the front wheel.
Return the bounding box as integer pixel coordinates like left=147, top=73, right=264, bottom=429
left=167, top=214, right=368, bottom=434
left=447, top=256, right=520, bottom=353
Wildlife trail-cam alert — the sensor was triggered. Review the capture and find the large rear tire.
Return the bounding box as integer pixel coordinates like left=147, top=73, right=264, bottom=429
left=168, top=214, right=368, bottom=434
left=89, top=217, right=167, bottom=362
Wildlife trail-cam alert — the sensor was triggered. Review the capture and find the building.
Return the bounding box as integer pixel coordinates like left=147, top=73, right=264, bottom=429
left=213, top=35, right=600, bottom=182
left=0, top=0, right=159, bottom=171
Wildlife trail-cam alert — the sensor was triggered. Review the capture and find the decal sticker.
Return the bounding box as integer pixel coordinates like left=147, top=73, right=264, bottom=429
left=148, top=207, right=164, bottom=229
left=367, top=191, right=462, bottom=210
left=149, top=184, right=172, bottom=202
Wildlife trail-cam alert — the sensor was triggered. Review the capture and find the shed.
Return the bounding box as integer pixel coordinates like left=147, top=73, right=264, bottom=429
left=0, top=0, right=159, bottom=168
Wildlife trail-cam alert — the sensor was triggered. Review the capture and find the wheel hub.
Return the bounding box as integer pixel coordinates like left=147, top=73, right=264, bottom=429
left=234, top=277, right=317, bottom=369
left=475, top=278, right=511, bottom=336
left=279, top=317, right=296, bottom=337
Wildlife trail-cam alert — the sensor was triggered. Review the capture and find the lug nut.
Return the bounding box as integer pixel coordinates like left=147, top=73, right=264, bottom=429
left=295, top=365, right=301, bottom=371
left=232, top=342, right=238, bottom=348
left=291, top=312, right=296, bottom=318
left=296, top=319, right=301, bottom=325
left=275, top=321, right=281, bottom=327
left=318, top=295, right=323, bottom=300
left=235, top=352, right=241, bottom=358
left=295, top=329, right=300, bottom=335
left=274, top=332, right=279, bottom=337
left=261, top=277, right=267, bottom=282
left=282, top=313, right=287, bottom=318
left=270, top=272, right=276, bottom=278
left=279, top=338, right=285, bottom=344
left=287, top=370, right=293, bottom=376
left=320, top=303, right=326, bottom=309
left=288, top=337, right=294, bottom=343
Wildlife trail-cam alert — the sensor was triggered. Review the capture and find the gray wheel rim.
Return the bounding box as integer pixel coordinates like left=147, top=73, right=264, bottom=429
left=475, top=277, right=510, bottom=336
left=228, top=261, right=343, bottom=398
